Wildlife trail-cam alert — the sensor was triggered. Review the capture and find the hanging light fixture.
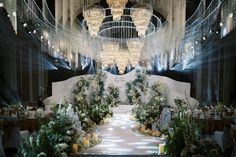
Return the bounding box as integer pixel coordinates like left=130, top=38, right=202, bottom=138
left=101, top=42, right=119, bottom=67
left=83, top=5, right=105, bottom=36
left=131, top=4, right=153, bottom=37
left=115, top=49, right=130, bottom=74
left=106, top=0, right=128, bottom=21
left=127, top=40, right=143, bottom=66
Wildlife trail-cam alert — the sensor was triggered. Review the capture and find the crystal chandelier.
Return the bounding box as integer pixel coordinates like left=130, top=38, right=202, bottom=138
left=115, top=49, right=130, bottom=74
left=101, top=42, right=119, bottom=67
left=131, top=4, right=153, bottom=37
left=106, top=0, right=128, bottom=20
left=83, top=6, right=105, bottom=36
left=127, top=40, right=143, bottom=66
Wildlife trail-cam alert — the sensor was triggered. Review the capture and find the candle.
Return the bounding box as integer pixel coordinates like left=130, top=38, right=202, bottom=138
left=159, top=144, right=165, bottom=155
left=71, top=144, right=78, bottom=153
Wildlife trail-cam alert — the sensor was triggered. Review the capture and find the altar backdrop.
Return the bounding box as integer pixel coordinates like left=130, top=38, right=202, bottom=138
left=44, top=70, right=198, bottom=108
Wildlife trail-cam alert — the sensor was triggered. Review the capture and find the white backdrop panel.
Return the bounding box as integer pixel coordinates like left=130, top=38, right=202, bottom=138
left=45, top=70, right=198, bottom=108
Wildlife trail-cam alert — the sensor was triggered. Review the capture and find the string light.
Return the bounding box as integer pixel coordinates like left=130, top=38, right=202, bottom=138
left=23, top=23, right=27, bottom=27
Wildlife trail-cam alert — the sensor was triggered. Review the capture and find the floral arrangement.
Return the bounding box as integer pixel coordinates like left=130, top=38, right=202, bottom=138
left=72, top=71, right=113, bottom=131
left=125, top=70, right=149, bottom=105
left=106, top=85, right=120, bottom=107
left=20, top=114, right=81, bottom=157
left=132, top=82, right=166, bottom=129
left=164, top=99, right=221, bottom=157
left=73, top=77, right=95, bottom=132
left=77, top=132, right=101, bottom=151
left=134, top=124, right=161, bottom=137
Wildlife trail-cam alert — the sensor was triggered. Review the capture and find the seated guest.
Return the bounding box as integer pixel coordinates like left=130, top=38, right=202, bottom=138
left=37, top=96, right=45, bottom=109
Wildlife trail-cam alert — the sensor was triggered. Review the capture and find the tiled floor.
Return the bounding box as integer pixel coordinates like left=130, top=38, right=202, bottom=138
left=77, top=105, right=163, bottom=155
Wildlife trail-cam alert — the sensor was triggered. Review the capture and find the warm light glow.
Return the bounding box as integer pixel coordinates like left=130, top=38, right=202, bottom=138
left=12, top=11, right=16, bottom=17
left=131, top=4, right=153, bottom=37
left=106, top=0, right=128, bottom=20
left=23, top=23, right=27, bottom=27
left=83, top=6, right=105, bottom=36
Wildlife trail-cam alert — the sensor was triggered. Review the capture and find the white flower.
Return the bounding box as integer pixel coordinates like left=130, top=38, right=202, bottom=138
left=29, top=136, right=34, bottom=146
left=59, top=143, right=68, bottom=150
left=54, top=143, right=68, bottom=152
left=66, top=130, right=74, bottom=135
left=61, top=152, right=68, bottom=157
left=48, top=121, right=55, bottom=127
left=64, top=136, right=72, bottom=142
left=37, top=152, right=47, bottom=157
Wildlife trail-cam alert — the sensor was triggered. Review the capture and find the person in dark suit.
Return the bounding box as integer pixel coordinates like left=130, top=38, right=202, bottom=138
left=37, top=96, right=45, bottom=109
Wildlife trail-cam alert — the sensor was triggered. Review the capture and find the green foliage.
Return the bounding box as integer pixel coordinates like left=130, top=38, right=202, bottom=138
left=73, top=72, right=113, bottom=131
left=20, top=115, right=81, bottom=157
left=132, top=82, right=166, bottom=128
left=125, top=71, right=149, bottom=105
left=106, top=85, right=120, bottom=107
left=164, top=99, right=220, bottom=157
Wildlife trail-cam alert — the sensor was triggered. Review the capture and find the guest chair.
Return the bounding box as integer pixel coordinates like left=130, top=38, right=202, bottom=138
left=213, top=126, right=233, bottom=152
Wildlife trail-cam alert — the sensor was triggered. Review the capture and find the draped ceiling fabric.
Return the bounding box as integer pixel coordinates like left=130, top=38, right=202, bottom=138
left=0, top=0, right=17, bottom=33
left=3, top=0, right=234, bottom=72
left=53, top=0, right=186, bottom=69
left=154, top=0, right=186, bottom=53
left=53, top=0, right=100, bottom=68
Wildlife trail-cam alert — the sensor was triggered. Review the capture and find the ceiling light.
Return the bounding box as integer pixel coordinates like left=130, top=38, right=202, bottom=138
left=219, top=22, right=223, bottom=27
left=23, top=23, right=27, bottom=27
left=0, top=3, right=4, bottom=7
left=12, top=11, right=16, bottom=17
left=33, top=30, right=36, bottom=34
left=83, top=5, right=105, bottom=36
left=202, top=36, right=206, bottom=40
left=229, top=13, right=233, bottom=18
left=131, top=4, right=153, bottom=37
left=107, top=0, right=128, bottom=20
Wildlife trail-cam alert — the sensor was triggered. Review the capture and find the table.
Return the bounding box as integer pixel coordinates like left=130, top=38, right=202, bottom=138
left=0, top=115, right=51, bottom=133
left=195, top=118, right=230, bottom=135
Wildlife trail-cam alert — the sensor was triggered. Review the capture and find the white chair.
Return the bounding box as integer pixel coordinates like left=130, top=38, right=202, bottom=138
left=213, top=126, right=233, bottom=152
left=20, top=130, right=29, bottom=140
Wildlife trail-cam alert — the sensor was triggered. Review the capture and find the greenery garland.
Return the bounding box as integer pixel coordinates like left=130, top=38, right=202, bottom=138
left=164, top=99, right=221, bottom=157
left=73, top=71, right=113, bottom=131
left=106, top=85, right=120, bottom=107
left=125, top=71, right=149, bottom=105
left=132, top=82, right=166, bottom=129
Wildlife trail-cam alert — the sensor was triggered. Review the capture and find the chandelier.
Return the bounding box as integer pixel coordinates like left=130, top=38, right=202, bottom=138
left=101, top=42, right=119, bottom=67
left=115, top=49, right=130, bottom=74
left=127, top=40, right=143, bottom=66
left=83, top=6, right=105, bottom=36
left=131, top=4, right=153, bottom=37
left=81, top=2, right=161, bottom=74
left=106, top=0, right=128, bottom=21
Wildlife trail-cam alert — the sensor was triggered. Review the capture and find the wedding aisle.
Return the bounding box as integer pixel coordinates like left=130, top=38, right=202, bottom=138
left=75, top=105, right=160, bottom=155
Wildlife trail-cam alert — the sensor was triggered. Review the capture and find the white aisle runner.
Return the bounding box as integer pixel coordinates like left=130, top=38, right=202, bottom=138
left=77, top=105, right=159, bottom=155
